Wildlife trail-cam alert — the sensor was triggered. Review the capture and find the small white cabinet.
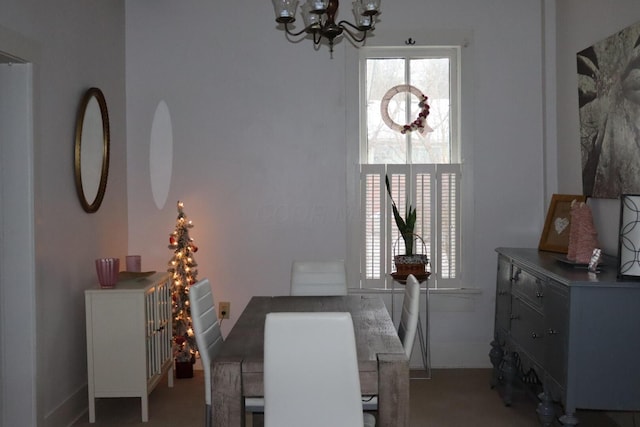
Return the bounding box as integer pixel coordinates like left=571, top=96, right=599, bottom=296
left=85, top=272, right=174, bottom=423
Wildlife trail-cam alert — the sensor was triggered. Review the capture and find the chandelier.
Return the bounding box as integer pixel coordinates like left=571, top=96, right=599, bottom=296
left=272, top=0, right=381, bottom=54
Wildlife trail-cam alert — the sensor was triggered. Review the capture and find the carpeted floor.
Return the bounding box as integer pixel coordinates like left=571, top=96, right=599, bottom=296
left=71, top=368, right=633, bottom=426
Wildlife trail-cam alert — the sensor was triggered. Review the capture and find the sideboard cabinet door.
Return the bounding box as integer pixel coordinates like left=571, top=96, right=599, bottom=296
left=85, top=272, right=173, bottom=423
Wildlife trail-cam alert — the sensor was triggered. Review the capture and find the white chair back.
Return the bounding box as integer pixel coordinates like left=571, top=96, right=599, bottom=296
left=188, top=278, right=224, bottom=406
left=398, top=274, right=421, bottom=358
left=290, top=260, right=347, bottom=296
left=264, top=312, right=365, bottom=427
left=189, top=278, right=264, bottom=427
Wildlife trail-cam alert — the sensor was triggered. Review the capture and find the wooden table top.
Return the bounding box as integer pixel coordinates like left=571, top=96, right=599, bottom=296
left=217, top=295, right=405, bottom=372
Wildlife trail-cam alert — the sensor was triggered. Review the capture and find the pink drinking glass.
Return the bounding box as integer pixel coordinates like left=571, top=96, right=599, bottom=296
left=95, top=258, right=120, bottom=288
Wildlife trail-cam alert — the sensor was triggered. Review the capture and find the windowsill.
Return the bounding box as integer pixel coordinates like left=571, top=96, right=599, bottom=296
left=350, top=287, right=482, bottom=295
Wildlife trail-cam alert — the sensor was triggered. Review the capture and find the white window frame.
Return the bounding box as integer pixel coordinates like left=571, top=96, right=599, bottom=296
left=348, top=45, right=465, bottom=290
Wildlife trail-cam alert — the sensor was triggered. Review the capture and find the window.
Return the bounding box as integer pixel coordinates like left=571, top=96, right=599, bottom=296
left=357, top=47, right=462, bottom=289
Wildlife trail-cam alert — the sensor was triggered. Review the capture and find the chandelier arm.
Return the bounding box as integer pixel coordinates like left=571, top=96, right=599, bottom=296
left=338, top=20, right=368, bottom=43
left=284, top=22, right=314, bottom=37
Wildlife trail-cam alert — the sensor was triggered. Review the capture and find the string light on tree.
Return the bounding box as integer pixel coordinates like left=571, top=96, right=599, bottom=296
left=168, top=201, right=199, bottom=365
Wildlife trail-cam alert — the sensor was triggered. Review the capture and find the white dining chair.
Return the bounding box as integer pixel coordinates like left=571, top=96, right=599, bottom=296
left=290, top=260, right=348, bottom=296
left=264, top=312, right=376, bottom=427
left=189, top=278, right=264, bottom=427
left=362, top=274, right=420, bottom=411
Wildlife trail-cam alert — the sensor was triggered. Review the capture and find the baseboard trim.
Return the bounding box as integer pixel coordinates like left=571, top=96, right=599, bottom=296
left=43, top=383, right=87, bottom=427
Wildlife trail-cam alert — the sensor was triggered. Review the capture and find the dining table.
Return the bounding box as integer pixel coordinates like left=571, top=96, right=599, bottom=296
left=211, top=294, right=410, bottom=427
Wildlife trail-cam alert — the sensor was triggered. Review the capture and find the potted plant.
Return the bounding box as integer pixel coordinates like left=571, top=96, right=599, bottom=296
left=385, top=175, right=429, bottom=276
left=173, top=336, right=196, bottom=378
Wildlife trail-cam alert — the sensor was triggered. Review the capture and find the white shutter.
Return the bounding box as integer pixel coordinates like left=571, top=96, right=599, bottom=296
left=413, top=165, right=437, bottom=275
left=360, top=165, right=386, bottom=287
left=360, top=164, right=461, bottom=289
left=435, top=164, right=461, bottom=287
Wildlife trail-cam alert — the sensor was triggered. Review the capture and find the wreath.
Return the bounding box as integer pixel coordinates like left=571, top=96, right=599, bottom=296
left=380, top=84, right=431, bottom=135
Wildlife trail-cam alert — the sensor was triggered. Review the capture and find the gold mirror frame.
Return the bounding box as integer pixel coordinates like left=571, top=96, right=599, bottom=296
left=74, top=87, right=110, bottom=213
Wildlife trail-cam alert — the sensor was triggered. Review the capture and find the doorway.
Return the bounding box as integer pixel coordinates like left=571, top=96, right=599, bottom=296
left=0, top=50, right=37, bottom=427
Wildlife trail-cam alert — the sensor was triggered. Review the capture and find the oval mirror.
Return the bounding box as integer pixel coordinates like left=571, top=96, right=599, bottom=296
left=74, top=87, right=110, bottom=213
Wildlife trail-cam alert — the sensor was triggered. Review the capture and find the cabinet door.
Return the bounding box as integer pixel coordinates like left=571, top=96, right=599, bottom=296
left=146, top=280, right=172, bottom=382
left=157, top=280, right=172, bottom=369
left=495, top=255, right=512, bottom=338
left=543, top=281, right=568, bottom=390
left=145, top=287, right=158, bottom=381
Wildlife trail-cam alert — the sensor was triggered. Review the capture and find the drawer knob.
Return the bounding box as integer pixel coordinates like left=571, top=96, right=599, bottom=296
left=536, top=291, right=544, bottom=298
left=513, top=268, right=522, bottom=281
left=547, top=329, right=558, bottom=335
left=531, top=332, right=539, bottom=339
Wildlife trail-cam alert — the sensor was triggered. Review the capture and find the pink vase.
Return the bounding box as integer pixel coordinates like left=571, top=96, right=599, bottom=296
left=95, top=258, right=120, bottom=288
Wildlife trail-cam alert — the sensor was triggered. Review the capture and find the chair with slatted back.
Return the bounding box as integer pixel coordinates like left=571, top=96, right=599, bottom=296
left=189, top=278, right=264, bottom=427
left=290, top=260, right=347, bottom=296
left=264, top=312, right=375, bottom=427
left=362, top=273, right=420, bottom=411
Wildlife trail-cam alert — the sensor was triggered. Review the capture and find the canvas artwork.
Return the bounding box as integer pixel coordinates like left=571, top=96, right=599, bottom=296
left=577, top=20, right=640, bottom=199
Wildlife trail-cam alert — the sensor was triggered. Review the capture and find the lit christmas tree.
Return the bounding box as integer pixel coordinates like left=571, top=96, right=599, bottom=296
left=168, top=201, right=199, bottom=367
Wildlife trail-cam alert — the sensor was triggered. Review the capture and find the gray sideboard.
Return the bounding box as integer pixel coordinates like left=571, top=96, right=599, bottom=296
left=491, top=248, right=640, bottom=426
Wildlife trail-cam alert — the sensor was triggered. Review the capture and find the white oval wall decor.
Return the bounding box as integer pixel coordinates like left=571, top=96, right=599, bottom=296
left=149, top=100, right=173, bottom=210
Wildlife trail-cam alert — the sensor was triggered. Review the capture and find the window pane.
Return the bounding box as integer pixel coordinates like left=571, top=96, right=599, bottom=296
left=366, top=56, right=452, bottom=164
left=366, top=58, right=406, bottom=164
left=410, top=58, right=451, bottom=164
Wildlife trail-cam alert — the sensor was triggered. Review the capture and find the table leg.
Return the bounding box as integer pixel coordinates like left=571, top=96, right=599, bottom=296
left=391, top=279, right=396, bottom=322
left=212, top=358, right=244, bottom=427
left=410, top=286, right=431, bottom=379
left=378, top=353, right=410, bottom=427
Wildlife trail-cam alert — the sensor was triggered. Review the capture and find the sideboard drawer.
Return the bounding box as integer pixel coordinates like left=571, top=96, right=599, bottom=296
left=512, top=266, right=545, bottom=310
left=510, top=296, right=545, bottom=364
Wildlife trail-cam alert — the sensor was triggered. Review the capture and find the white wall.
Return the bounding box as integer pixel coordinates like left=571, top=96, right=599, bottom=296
left=126, top=0, right=548, bottom=369
left=0, top=2, right=128, bottom=426
left=556, top=0, right=640, bottom=255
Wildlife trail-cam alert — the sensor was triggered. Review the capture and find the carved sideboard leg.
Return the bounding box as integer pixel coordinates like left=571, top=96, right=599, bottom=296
left=536, top=391, right=555, bottom=427
left=501, top=351, right=516, bottom=406
left=559, top=413, right=579, bottom=426
left=489, top=340, right=503, bottom=389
